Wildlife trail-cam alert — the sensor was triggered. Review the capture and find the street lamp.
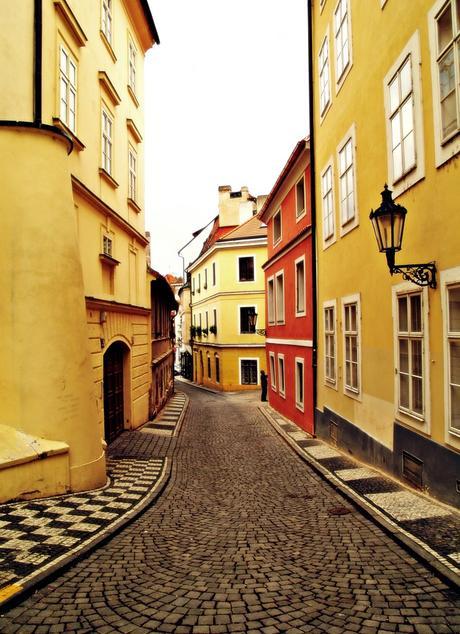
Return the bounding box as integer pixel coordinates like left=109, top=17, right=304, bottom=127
left=247, top=309, right=266, bottom=336
left=369, top=184, right=436, bottom=288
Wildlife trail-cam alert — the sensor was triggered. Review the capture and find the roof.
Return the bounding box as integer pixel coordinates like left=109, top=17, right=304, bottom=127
left=218, top=214, right=267, bottom=242
left=140, top=0, right=160, bottom=44
left=259, top=138, right=310, bottom=222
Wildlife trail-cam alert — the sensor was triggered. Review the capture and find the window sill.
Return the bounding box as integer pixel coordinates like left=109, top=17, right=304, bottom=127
left=127, top=197, right=141, bottom=213
left=295, top=311, right=306, bottom=318
left=100, top=30, right=117, bottom=62
left=52, top=118, right=85, bottom=151
left=340, top=217, right=358, bottom=238
left=295, top=210, right=307, bottom=223
left=99, top=168, right=119, bottom=189
left=99, top=253, right=120, bottom=267
left=295, top=402, right=305, bottom=413
left=127, top=84, right=139, bottom=108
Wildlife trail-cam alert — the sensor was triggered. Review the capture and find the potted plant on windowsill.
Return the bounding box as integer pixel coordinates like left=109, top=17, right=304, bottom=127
left=202, top=328, right=208, bottom=337
left=209, top=325, right=217, bottom=335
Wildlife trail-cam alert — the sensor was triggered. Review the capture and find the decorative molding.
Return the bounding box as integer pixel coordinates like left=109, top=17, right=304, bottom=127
left=99, top=167, right=119, bottom=189
left=52, top=117, right=85, bottom=151
left=266, top=338, right=313, bottom=347
left=127, top=84, right=139, bottom=108
left=127, top=197, right=142, bottom=214
left=54, top=0, right=87, bottom=47
left=127, top=118, right=143, bottom=143
left=100, top=30, right=117, bottom=62
left=85, top=296, right=150, bottom=316
left=99, top=253, right=120, bottom=267
left=98, top=72, right=121, bottom=106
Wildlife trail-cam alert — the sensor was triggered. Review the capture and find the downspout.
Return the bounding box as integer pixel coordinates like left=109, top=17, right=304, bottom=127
left=307, top=0, right=318, bottom=432
left=34, top=0, right=43, bottom=124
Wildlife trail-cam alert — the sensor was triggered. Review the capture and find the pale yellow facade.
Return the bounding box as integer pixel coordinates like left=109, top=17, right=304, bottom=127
left=0, top=0, right=158, bottom=501
left=312, top=0, right=460, bottom=504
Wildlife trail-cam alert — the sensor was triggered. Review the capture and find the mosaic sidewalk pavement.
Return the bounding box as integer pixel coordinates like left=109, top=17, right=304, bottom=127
left=141, top=390, right=187, bottom=434
left=260, top=406, right=460, bottom=587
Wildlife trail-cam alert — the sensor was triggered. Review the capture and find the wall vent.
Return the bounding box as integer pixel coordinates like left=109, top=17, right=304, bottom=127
left=402, top=451, right=423, bottom=489
left=329, top=420, right=338, bottom=446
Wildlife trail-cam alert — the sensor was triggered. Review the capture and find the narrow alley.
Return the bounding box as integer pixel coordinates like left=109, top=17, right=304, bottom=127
left=1, top=383, right=459, bottom=633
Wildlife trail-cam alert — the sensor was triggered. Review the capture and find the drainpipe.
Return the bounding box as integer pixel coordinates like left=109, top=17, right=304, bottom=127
left=307, top=0, right=318, bottom=433
left=34, top=0, right=43, bottom=124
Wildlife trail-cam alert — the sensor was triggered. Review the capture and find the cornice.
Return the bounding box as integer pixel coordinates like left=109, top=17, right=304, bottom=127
left=85, top=296, right=150, bottom=316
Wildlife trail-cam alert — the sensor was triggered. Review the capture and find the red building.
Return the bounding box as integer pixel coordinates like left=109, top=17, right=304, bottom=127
left=259, top=140, right=313, bottom=433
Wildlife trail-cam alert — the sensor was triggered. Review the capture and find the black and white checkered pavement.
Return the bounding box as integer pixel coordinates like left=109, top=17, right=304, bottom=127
left=0, top=457, right=166, bottom=598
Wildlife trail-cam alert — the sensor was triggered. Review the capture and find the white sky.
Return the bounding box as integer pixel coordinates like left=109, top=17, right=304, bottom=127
left=144, top=0, right=308, bottom=276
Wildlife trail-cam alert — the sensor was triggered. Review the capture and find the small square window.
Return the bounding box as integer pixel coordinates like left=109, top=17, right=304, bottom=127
left=239, top=256, right=255, bottom=282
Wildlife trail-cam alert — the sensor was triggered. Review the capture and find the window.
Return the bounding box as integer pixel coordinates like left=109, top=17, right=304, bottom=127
left=204, top=268, right=208, bottom=289
left=205, top=311, right=209, bottom=331
left=239, top=256, right=255, bottom=282
left=102, top=0, right=112, bottom=44
left=295, top=257, right=306, bottom=316
left=321, top=163, right=335, bottom=242
left=241, top=359, right=258, bottom=385
left=277, top=354, right=285, bottom=397
left=102, top=108, right=113, bottom=174
left=273, top=209, right=282, bottom=245
left=207, top=354, right=211, bottom=379
left=267, top=277, right=275, bottom=325
left=212, top=262, right=216, bottom=286
left=59, top=46, right=77, bottom=132
left=295, top=358, right=305, bottom=411
left=215, top=355, right=220, bottom=383
left=447, top=284, right=460, bottom=434
left=198, top=273, right=201, bottom=292
left=269, top=352, right=276, bottom=390
left=388, top=57, right=416, bottom=181
left=343, top=297, right=360, bottom=394
left=240, top=306, right=256, bottom=334
left=296, top=176, right=306, bottom=219
left=103, top=235, right=113, bottom=256
left=275, top=272, right=285, bottom=324
left=128, top=145, right=137, bottom=201
left=192, top=277, right=195, bottom=295
left=334, top=0, right=351, bottom=83
left=324, top=302, right=337, bottom=385
left=319, top=34, right=331, bottom=115
left=213, top=309, right=217, bottom=328
left=396, top=291, right=424, bottom=417
left=338, top=137, right=355, bottom=226
left=128, top=37, right=137, bottom=93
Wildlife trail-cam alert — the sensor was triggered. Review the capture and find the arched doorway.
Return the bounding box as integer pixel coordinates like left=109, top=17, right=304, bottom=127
left=103, top=341, right=127, bottom=443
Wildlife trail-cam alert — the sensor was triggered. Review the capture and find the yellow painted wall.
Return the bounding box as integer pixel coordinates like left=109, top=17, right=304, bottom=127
left=313, top=0, right=460, bottom=452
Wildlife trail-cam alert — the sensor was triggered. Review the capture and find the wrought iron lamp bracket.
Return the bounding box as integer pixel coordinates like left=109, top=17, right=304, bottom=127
left=255, top=328, right=266, bottom=336
left=391, top=262, right=437, bottom=289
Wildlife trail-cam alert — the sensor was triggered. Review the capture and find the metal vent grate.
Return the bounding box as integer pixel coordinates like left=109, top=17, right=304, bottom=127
left=402, top=451, right=423, bottom=489
left=329, top=420, right=338, bottom=446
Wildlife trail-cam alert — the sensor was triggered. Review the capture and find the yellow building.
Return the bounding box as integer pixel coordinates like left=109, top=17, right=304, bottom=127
left=310, top=0, right=459, bottom=505
left=0, top=0, right=158, bottom=501
left=187, top=187, right=268, bottom=391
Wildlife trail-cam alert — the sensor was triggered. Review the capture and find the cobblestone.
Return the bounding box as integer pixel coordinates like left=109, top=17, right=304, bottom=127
left=1, top=384, right=459, bottom=632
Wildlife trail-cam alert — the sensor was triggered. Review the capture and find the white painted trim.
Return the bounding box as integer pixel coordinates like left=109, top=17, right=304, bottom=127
left=383, top=31, right=425, bottom=198
left=323, top=299, right=338, bottom=390
left=337, top=123, right=359, bottom=237
left=391, top=280, right=431, bottom=434
left=341, top=293, right=362, bottom=401
left=333, top=0, right=353, bottom=94
left=238, top=356, right=260, bottom=386
left=321, top=157, right=336, bottom=250
left=277, top=353, right=286, bottom=398
left=440, top=266, right=460, bottom=451
left=237, top=253, right=256, bottom=283
left=266, top=338, right=313, bottom=347
left=269, top=351, right=277, bottom=391
left=319, top=27, right=332, bottom=122
left=294, top=255, right=306, bottom=317
left=295, top=356, right=305, bottom=412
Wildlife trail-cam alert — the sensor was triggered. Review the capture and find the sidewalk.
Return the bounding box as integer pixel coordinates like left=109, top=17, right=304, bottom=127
left=0, top=390, right=188, bottom=610
left=259, top=403, right=460, bottom=589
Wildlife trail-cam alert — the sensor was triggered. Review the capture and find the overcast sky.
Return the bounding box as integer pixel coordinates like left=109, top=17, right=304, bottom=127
left=144, top=0, right=308, bottom=276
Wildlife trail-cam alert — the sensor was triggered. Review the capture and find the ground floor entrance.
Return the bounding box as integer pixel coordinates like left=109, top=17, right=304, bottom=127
left=103, top=341, right=126, bottom=444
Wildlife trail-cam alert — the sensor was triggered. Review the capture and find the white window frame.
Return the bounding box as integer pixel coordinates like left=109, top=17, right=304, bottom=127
left=392, top=281, right=431, bottom=433
left=275, top=271, right=285, bottom=325
left=441, top=267, right=460, bottom=448
left=324, top=299, right=337, bottom=389
left=267, top=276, right=275, bottom=325
left=269, top=351, right=276, bottom=390
left=384, top=32, right=425, bottom=197
left=321, top=159, right=336, bottom=248
left=239, top=357, right=259, bottom=386
left=273, top=209, right=282, bottom=246
left=277, top=353, right=286, bottom=398
left=128, top=35, right=137, bottom=94
left=102, top=234, right=113, bottom=257
left=128, top=144, right=137, bottom=201
left=101, top=0, right=112, bottom=44
left=337, top=124, right=358, bottom=236
left=59, top=45, right=77, bottom=133
left=238, top=255, right=255, bottom=282
left=333, top=0, right=353, bottom=92
left=101, top=106, right=113, bottom=175
left=239, top=304, right=257, bottom=335
left=319, top=30, right=332, bottom=118
left=295, top=357, right=305, bottom=412
left=295, top=175, right=306, bottom=221
left=295, top=256, right=306, bottom=317
left=428, top=0, right=460, bottom=167
left=341, top=293, right=361, bottom=399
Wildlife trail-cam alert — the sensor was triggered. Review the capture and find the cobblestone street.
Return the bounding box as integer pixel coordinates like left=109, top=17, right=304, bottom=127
left=1, top=383, right=460, bottom=633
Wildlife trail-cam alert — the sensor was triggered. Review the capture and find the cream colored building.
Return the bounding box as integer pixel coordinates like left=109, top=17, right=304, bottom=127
left=0, top=0, right=159, bottom=501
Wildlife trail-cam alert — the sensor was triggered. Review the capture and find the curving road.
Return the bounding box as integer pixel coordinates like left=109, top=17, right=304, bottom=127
left=2, top=384, right=460, bottom=633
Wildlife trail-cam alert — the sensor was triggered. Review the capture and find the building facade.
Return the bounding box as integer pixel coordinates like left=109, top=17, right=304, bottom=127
left=260, top=140, right=314, bottom=434
left=187, top=187, right=268, bottom=392
left=310, top=0, right=460, bottom=506
left=0, top=0, right=159, bottom=501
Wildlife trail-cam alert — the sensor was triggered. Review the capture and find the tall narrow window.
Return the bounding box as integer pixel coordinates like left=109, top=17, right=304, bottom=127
left=267, top=277, right=275, bottom=325
left=215, top=355, right=220, bottom=383
left=322, top=164, right=335, bottom=241
left=447, top=285, right=460, bottom=433
left=205, top=311, right=209, bottom=331
left=212, top=262, right=216, bottom=285
left=338, top=137, right=355, bottom=226
left=273, top=210, right=282, bottom=245
left=102, top=108, right=113, bottom=174
left=295, top=258, right=306, bottom=316
left=396, top=292, right=424, bottom=417
left=213, top=308, right=217, bottom=330
left=102, top=0, right=112, bottom=44
left=128, top=37, right=137, bottom=93
left=319, top=35, right=331, bottom=114
left=103, top=234, right=113, bottom=256
left=269, top=352, right=276, bottom=390
left=334, top=0, right=351, bottom=82
left=128, top=145, right=137, bottom=201
left=59, top=47, right=77, bottom=132
left=198, top=273, right=201, bottom=292
left=204, top=268, right=208, bottom=289
left=343, top=299, right=360, bottom=393
left=435, top=0, right=460, bottom=139
left=207, top=354, right=211, bottom=379
left=278, top=355, right=285, bottom=397
left=388, top=56, right=416, bottom=181
left=295, top=358, right=305, bottom=411
left=275, top=272, right=285, bottom=324
left=296, top=176, right=306, bottom=218
left=324, top=304, right=336, bottom=384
